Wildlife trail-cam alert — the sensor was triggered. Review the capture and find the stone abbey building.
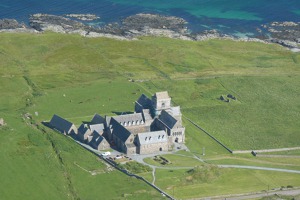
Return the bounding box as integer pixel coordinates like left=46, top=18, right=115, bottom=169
left=49, top=91, right=185, bottom=155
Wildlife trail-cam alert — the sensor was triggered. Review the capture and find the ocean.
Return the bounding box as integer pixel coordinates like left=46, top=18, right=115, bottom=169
left=1, top=0, right=300, bottom=37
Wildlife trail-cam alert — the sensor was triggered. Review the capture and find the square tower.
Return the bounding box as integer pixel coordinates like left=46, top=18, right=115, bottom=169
left=152, top=91, right=171, bottom=116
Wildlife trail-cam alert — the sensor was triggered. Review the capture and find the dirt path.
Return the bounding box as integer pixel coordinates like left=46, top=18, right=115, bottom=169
left=200, top=188, right=300, bottom=200
left=219, top=165, right=300, bottom=174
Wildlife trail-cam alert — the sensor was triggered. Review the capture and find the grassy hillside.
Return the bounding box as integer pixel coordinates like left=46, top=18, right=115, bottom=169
left=0, top=32, right=300, bottom=199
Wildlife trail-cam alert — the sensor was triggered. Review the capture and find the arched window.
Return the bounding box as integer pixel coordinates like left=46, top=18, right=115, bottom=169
left=158, top=135, right=160, bottom=139
left=149, top=136, right=151, bottom=140
left=162, top=135, right=165, bottom=139
left=145, top=137, right=147, bottom=141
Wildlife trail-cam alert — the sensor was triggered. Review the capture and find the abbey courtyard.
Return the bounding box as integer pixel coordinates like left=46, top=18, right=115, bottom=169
left=48, top=91, right=185, bottom=155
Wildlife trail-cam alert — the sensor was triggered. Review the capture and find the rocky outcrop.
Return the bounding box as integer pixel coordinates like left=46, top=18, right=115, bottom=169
left=262, top=21, right=300, bottom=44
left=122, top=14, right=187, bottom=33
left=64, top=14, right=100, bottom=21
left=29, top=14, right=89, bottom=33
left=0, top=19, right=24, bottom=29
left=1, top=14, right=299, bottom=50
left=28, top=13, right=191, bottom=40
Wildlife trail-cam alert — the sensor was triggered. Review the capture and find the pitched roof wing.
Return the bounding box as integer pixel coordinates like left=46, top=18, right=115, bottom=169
left=158, top=110, right=177, bottom=128
left=112, top=113, right=143, bottom=124
left=136, top=94, right=152, bottom=109
left=78, top=123, right=91, bottom=135
left=91, top=114, right=105, bottom=124
left=50, top=114, right=75, bottom=133
left=137, top=130, right=167, bottom=145
left=110, top=118, right=132, bottom=142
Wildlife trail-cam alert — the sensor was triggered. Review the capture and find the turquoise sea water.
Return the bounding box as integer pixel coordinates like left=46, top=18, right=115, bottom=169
left=1, top=0, right=300, bottom=36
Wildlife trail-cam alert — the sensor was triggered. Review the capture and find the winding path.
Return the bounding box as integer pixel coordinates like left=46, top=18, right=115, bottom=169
left=218, top=165, right=300, bottom=174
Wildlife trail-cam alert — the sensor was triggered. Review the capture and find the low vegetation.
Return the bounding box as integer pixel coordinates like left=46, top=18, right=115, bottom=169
left=1, top=32, right=300, bottom=199
left=185, top=164, right=221, bottom=183
left=117, top=161, right=152, bottom=174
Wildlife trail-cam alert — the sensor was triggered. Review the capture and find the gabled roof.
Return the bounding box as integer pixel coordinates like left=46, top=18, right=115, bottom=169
left=78, top=124, right=91, bottom=135
left=153, top=91, right=170, bottom=100
left=110, top=118, right=132, bottom=142
left=91, top=114, right=105, bottom=124
left=90, top=131, right=108, bottom=147
left=158, top=110, right=177, bottom=129
left=136, top=94, right=152, bottom=109
left=50, top=114, right=76, bottom=133
left=112, top=113, right=143, bottom=124
left=89, top=123, right=104, bottom=134
left=137, top=130, right=167, bottom=145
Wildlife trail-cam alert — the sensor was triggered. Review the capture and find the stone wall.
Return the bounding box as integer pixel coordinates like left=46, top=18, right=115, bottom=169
left=138, top=142, right=168, bottom=154
left=170, top=127, right=185, bottom=143
left=97, top=140, right=110, bottom=151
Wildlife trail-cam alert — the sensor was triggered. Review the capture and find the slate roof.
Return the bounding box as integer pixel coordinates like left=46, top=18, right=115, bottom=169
left=78, top=124, right=91, bottom=135
left=112, top=113, right=144, bottom=125
left=136, top=94, right=152, bottom=109
left=91, top=114, right=105, bottom=124
left=110, top=118, right=132, bottom=142
left=153, top=91, right=170, bottom=100
left=50, top=114, right=76, bottom=134
left=158, top=110, right=177, bottom=129
left=90, top=131, right=108, bottom=147
left=89, top=123, right=104, bottom=134
left=137, top=130, right=167, bottom=145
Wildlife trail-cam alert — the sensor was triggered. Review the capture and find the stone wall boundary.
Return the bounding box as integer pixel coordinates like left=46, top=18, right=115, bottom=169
left=184, top=116, right=233, bottom=153
left=233, top=147, right=300, bottom=154
left=74, top=139, right=175, bottom=200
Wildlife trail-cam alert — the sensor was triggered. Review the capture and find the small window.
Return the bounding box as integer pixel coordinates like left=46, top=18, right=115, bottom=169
left=145, top=137, right=147, bottom=141
left=149, top=136, right=151, bottom=140
left=158, top=135, right=160, bottom=139
left=162, top=135, right=165, bottom=139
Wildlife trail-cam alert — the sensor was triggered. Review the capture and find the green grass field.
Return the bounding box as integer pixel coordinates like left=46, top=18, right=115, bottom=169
left=155, top=168, right=300, bottom=199
left=1, top=32, right=300, bottom=199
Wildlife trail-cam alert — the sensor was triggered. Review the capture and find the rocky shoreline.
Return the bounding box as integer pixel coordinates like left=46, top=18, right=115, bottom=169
left=1, top=14, right=299, bottom=50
